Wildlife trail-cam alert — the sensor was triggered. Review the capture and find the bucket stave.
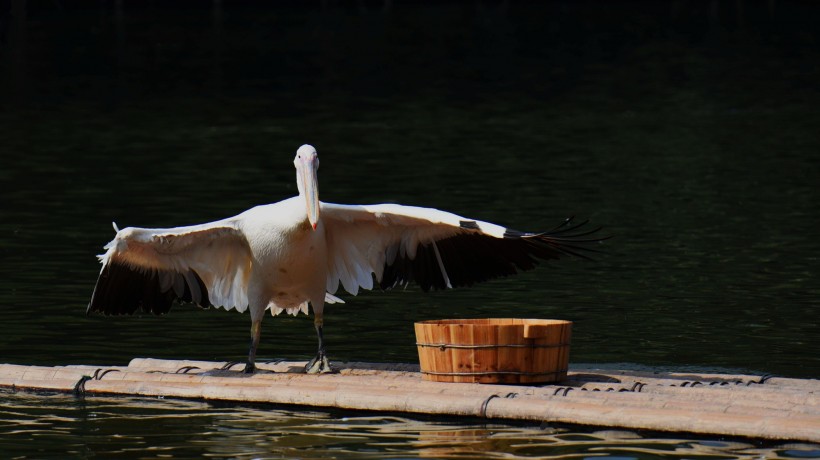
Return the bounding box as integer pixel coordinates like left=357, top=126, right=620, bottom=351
left=414, top=318, right=572, bottom=384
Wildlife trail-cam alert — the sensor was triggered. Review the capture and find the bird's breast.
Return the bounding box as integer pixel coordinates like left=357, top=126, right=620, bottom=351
left=253, top=223, right=327, bottom=293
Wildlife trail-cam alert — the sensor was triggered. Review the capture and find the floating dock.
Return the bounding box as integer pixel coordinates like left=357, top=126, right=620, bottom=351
left=1, top=359, right=818, bottom=443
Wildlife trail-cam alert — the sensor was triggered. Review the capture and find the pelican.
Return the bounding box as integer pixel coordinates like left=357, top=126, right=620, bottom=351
left=88, top=144, right=605, bottom=374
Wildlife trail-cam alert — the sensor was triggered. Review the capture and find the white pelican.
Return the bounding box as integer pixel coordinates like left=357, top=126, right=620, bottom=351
left=88, top=144, right=605, bottom=374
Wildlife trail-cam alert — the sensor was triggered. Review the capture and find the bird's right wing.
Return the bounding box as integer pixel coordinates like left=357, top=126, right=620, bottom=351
left=320, top=202, right=604, bottom=296
left=87, top=219, right=253, bottom=316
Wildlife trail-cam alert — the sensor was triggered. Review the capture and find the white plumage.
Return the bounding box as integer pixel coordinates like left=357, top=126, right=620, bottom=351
left=88, top=144, right=603, bottom=373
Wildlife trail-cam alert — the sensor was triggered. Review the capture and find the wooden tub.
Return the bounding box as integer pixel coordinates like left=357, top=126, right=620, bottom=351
left=414, top=318, right=572, bottom=384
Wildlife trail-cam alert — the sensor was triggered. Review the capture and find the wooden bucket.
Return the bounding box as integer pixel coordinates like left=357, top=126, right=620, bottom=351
left=414, top=318, right=571, bottom=384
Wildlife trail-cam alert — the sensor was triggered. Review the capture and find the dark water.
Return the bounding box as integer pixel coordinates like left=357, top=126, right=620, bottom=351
left=5, top=392, right=819, bottom=460
left=1, top=2, right=819, bottom=458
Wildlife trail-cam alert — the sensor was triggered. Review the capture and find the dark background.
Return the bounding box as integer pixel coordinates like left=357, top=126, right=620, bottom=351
left=1, top=0, right=818, bottom=378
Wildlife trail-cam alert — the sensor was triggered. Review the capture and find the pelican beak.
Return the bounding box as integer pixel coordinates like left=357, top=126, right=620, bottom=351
left=301, top=161, right=320, bottom=230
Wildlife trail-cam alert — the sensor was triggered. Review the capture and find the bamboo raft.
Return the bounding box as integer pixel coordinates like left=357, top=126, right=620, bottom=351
left=1, top=358, right=818, bottom=443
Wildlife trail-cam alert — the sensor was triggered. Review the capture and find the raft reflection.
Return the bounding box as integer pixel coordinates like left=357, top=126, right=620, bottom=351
left=2, top=390, right=816, bottom=459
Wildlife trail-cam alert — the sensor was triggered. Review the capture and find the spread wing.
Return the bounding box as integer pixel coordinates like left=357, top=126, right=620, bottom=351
left=87, top=220, right=253, bottom=316
left=320, top=202, right=604, bottom=296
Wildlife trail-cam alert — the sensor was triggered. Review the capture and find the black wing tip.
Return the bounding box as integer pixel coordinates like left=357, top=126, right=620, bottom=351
left=506, top=217, right=610, bottom=240
left=86, top=261, right=211, bottom=317
left=380, top=216, right=610, bottom=293
left=506, top=217, right=610, bottom=260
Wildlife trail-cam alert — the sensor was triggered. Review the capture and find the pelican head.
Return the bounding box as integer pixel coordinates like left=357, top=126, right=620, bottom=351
left=294, top=144, right=320, bottom=230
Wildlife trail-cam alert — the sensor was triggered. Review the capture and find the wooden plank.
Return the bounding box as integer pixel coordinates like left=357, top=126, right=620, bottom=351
left=1, top=359, right=818, bottom=443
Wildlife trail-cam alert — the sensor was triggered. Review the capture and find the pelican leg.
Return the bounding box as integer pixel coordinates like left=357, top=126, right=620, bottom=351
left=305, top=315, right=333, bottom=374
left=244, top=320, right=262, bottom=374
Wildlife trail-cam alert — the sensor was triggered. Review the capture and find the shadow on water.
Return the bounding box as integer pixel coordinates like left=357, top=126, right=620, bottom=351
left=1, top=1, right=819, bottom=458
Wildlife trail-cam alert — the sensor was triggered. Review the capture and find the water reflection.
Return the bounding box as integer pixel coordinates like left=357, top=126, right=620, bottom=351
left=1, top=391, right=817, bottom=459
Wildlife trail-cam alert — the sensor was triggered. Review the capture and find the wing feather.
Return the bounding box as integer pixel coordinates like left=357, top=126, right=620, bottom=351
left=88, top=220, right=253, bottom=316
left=321, top=202, right=605, bottom=296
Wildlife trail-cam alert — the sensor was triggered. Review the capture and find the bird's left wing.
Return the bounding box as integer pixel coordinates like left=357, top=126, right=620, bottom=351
left=320, top=202, right=604, bottom=296
left=87, top=220, right=253, bottom=316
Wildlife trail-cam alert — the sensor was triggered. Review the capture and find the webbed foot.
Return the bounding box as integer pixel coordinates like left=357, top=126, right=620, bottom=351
left=304, top=352, right=333, bottom=374
left=200, top=361, right=271, bottom=377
